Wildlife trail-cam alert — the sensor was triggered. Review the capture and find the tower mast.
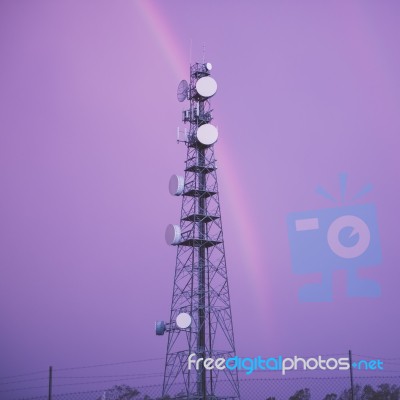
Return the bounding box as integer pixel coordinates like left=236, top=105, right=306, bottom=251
left=156, top=62, right=240, bottom=400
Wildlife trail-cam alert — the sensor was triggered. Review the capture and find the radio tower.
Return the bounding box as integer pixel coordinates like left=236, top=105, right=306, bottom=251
left=155, top=62, right=240, bottom=400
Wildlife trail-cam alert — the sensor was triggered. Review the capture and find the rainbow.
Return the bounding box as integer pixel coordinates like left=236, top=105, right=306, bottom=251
left=135, top=1, right=271, bottom=320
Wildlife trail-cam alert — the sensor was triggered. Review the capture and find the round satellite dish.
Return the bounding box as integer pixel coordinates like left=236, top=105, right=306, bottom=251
left=195, top=76, right=217, bottom=98
left=165, top=224, right=181, bottom=245
left=196, top=124, right=218, bottom=146
left=169, top=175, right=184, bottom=196
left=176, top=313, right=192, bottom=329
left=177, top=80, right=189, bottom=102
left=155, top=321, right=166, bottom=336
left=206, top=62, right=212, bottom=71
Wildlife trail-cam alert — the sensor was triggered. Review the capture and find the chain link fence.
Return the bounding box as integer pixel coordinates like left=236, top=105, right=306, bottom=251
left=10, top=374, right=400, bottom=400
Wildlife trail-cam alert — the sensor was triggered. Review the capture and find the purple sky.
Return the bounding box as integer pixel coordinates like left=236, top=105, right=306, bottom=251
left=1, top=1, right=400, bottom=397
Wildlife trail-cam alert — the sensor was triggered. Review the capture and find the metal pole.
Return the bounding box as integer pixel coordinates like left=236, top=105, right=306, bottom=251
left=48, top=366, right=53, bottom=400
left=198, top=144, right=206, bottom=400
left=349, top=350, right=354, bottom=400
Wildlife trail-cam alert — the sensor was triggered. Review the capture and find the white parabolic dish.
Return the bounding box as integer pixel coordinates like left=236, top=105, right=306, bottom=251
left=197, top=124, right=218, bottom=146
left=176, top=313, right=192, bottom=329
left=169, top=175, right=184, bottom=196
left=165, top=224, right=181, bottom=245
left=195, top=76, right=217, bottom=98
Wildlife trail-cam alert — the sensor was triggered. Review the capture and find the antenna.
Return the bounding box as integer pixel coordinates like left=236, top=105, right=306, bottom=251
left=189, top=39, right=192, bottom=64
left=202, top=42, right=206, bottom=63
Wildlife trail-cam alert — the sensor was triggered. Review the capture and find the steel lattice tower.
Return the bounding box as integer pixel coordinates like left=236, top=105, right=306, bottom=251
left=156, top=62, right=240, bottom=400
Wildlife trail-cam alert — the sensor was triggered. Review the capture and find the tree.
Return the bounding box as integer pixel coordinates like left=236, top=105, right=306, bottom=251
left=375, top=384, right=400, bottom=400
left=339, top=384, right=362, bottom=400
left=338, top=383, right=400, bottom=400
left=102, top=384, right=140, bottom=400
left=289, top=388, right=311, bottom=400
left=361, top=384, right=377, bottom=400
left=323, top=394, right=338, bottom=400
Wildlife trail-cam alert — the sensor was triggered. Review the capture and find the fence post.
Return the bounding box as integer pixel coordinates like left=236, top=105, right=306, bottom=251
left=349, top=350, right=354, bottom=400
left=48, top=366, right=53, bottom=400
